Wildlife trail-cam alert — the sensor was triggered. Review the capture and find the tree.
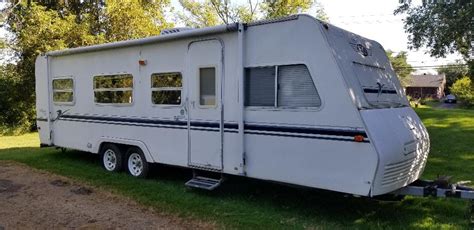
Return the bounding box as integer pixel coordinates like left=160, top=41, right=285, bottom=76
left=450, top=76, right=474, bottom=107
left=386, top=50, right=413, bottom=86
left=260, top=0, right=313, bottom=19
left=178, top=0, right=224, bottom=27
left=437, top=61, right=469, bottom=93
left=314, top=1, right=328, bottom=22
left=178, top=0, right=258, bottom=27
left=178, top=0, right=327, bottom=27
left=395, top=0, right=473, bottom=77
left=104, top=0, right=171, bottom=42
left=4, top=3, right=102, bottom=135
left=0, top=64, right=32, bottom=135
left=1, top=0, right=172, bottom=134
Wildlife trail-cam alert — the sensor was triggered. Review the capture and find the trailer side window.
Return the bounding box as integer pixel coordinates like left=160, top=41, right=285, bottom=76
left=277, top=65, right=321, bottom=107
left=245, top=64, right=321, bottom=108
left=52, top=78, right=74, bottom=104
left=245, top=67, right=276, bottom=106
left=199, top=67, right=216, bottom=106
left=151, top=72, right=182, bottom=105
left=93, top=74, right=133, bottom=104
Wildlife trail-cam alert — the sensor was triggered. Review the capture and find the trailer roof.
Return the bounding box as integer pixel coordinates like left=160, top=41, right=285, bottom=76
left=46, top=23, right=238, bottom=57
left=45, top=15, right=301, bottom=57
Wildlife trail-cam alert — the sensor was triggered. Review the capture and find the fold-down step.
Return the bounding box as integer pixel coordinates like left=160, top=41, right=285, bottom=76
left=185, top=176, right=223, bottom=190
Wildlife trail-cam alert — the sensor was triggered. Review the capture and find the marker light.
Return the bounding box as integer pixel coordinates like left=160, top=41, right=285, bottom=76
left=354, top=135, right=365, bottom=142
left=139, top=59, right=147, bottom=66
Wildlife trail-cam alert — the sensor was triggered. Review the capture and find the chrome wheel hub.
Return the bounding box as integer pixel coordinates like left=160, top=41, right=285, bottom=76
left=128, top=153, right=143, bottom=176
left=103, top=149, right=117, bottom=171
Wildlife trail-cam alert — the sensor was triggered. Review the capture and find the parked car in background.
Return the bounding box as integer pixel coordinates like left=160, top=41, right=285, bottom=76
left=444, top=94, right=457, bottom=104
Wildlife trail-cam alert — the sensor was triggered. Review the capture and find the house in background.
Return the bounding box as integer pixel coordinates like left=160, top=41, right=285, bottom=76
left=405, top=74, right=446, bottom=99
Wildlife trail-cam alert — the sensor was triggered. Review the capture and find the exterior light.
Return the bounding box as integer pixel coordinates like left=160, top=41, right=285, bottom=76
left=354, top=135, right=365, bottom=142
left=139, top=60, right=147, bottom=66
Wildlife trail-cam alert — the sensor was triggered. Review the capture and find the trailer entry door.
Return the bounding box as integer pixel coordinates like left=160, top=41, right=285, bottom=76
left=187, top=40, right=223, bottom=171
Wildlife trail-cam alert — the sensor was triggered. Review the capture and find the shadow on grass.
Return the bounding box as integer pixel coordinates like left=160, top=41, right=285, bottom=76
left=0, top=146, right=470, bottom=229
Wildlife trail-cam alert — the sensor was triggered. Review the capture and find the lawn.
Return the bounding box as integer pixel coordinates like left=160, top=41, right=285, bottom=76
left=0, top=107, right=473, bottom=229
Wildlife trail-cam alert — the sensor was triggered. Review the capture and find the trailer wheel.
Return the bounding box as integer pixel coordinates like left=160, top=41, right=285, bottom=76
left=100, top=143, right=123, bottom=172
left=126, top=147, right=149, bottom=178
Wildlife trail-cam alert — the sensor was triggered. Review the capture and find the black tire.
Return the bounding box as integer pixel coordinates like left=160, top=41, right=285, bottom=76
left=100, top=143, right=123, bottom=172
left=125, top=147, right=149, bottom=178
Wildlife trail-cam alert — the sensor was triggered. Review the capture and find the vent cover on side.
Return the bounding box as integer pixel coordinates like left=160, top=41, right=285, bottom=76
left=160, top=27, right=193, bottom=35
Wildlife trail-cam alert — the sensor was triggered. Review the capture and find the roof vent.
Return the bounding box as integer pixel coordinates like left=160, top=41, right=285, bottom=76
left=160, top=27, right=193, bottom=35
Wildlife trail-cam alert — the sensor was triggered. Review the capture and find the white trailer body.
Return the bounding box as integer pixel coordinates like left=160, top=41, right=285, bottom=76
left=35, top=15, right=430, bottom=196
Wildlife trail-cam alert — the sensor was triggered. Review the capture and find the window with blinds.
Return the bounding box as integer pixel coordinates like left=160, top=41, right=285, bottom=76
left=245, top=67, right=275, bottom=106
left=245, top=64, right=321, bottom=108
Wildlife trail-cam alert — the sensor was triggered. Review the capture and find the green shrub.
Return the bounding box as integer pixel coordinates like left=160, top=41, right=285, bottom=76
left=0, top=64, right=36, bottom=136
left=419, top=98, right=426, bottom=105
left=450, top=77, right=474, bottom=107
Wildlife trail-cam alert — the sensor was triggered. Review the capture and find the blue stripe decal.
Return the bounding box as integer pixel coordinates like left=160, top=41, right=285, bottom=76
left=61, top=114, right=187, bottom=126
left=244, top=131, right=370, bottom=143
left=245, top=124, right=367, bottom=138
left=58, top=115, right=368, bottom=142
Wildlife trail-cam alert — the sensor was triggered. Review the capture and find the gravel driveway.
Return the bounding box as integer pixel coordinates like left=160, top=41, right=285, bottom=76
left=0, top=161, right=214, bottom=229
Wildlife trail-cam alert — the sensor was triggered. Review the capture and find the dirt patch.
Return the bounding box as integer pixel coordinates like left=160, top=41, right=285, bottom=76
left=50, top=179, right=70, bottom=187
left=0, top=161, right=215, bottom=229
left=0, top=179, right=24, bottom=193
left=70, top=186, right=93, bottom=195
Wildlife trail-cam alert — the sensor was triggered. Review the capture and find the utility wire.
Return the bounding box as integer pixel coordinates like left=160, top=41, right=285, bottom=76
left=398, top=64, right=468, bottom=69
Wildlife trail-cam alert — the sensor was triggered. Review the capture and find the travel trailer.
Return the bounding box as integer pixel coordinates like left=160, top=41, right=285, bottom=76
left=35, top=14, right=430, bottom=197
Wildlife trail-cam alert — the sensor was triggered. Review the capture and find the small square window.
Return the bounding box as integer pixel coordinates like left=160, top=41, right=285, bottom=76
left=52, top=78, right=74, bottom=104
left=151, top=72, right=182, bottom=105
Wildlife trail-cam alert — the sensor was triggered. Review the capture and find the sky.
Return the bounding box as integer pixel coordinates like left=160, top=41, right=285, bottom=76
left=0, top=0, right=465, bottom=72
left=172, top=0, right=463, bottom=74
left=317, top=0, right=463, bottom=73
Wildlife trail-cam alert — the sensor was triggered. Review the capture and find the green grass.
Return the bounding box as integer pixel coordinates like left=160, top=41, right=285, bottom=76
left=423, top=100, right=442, bottom=108
left=415, top=108, right=474, bottom=181
left=1, top=107, right=473, bottom=229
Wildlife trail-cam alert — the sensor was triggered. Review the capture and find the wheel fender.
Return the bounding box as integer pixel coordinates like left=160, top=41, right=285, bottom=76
left=94, top=137, right=156, bottom=163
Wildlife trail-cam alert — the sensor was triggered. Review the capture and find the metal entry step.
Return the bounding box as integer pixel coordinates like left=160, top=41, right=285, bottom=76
left=185, top=176, right=223, bottom=190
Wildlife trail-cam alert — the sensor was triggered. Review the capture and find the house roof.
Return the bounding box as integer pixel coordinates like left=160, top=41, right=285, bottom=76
left=406, top=74, right=446, bottom=88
